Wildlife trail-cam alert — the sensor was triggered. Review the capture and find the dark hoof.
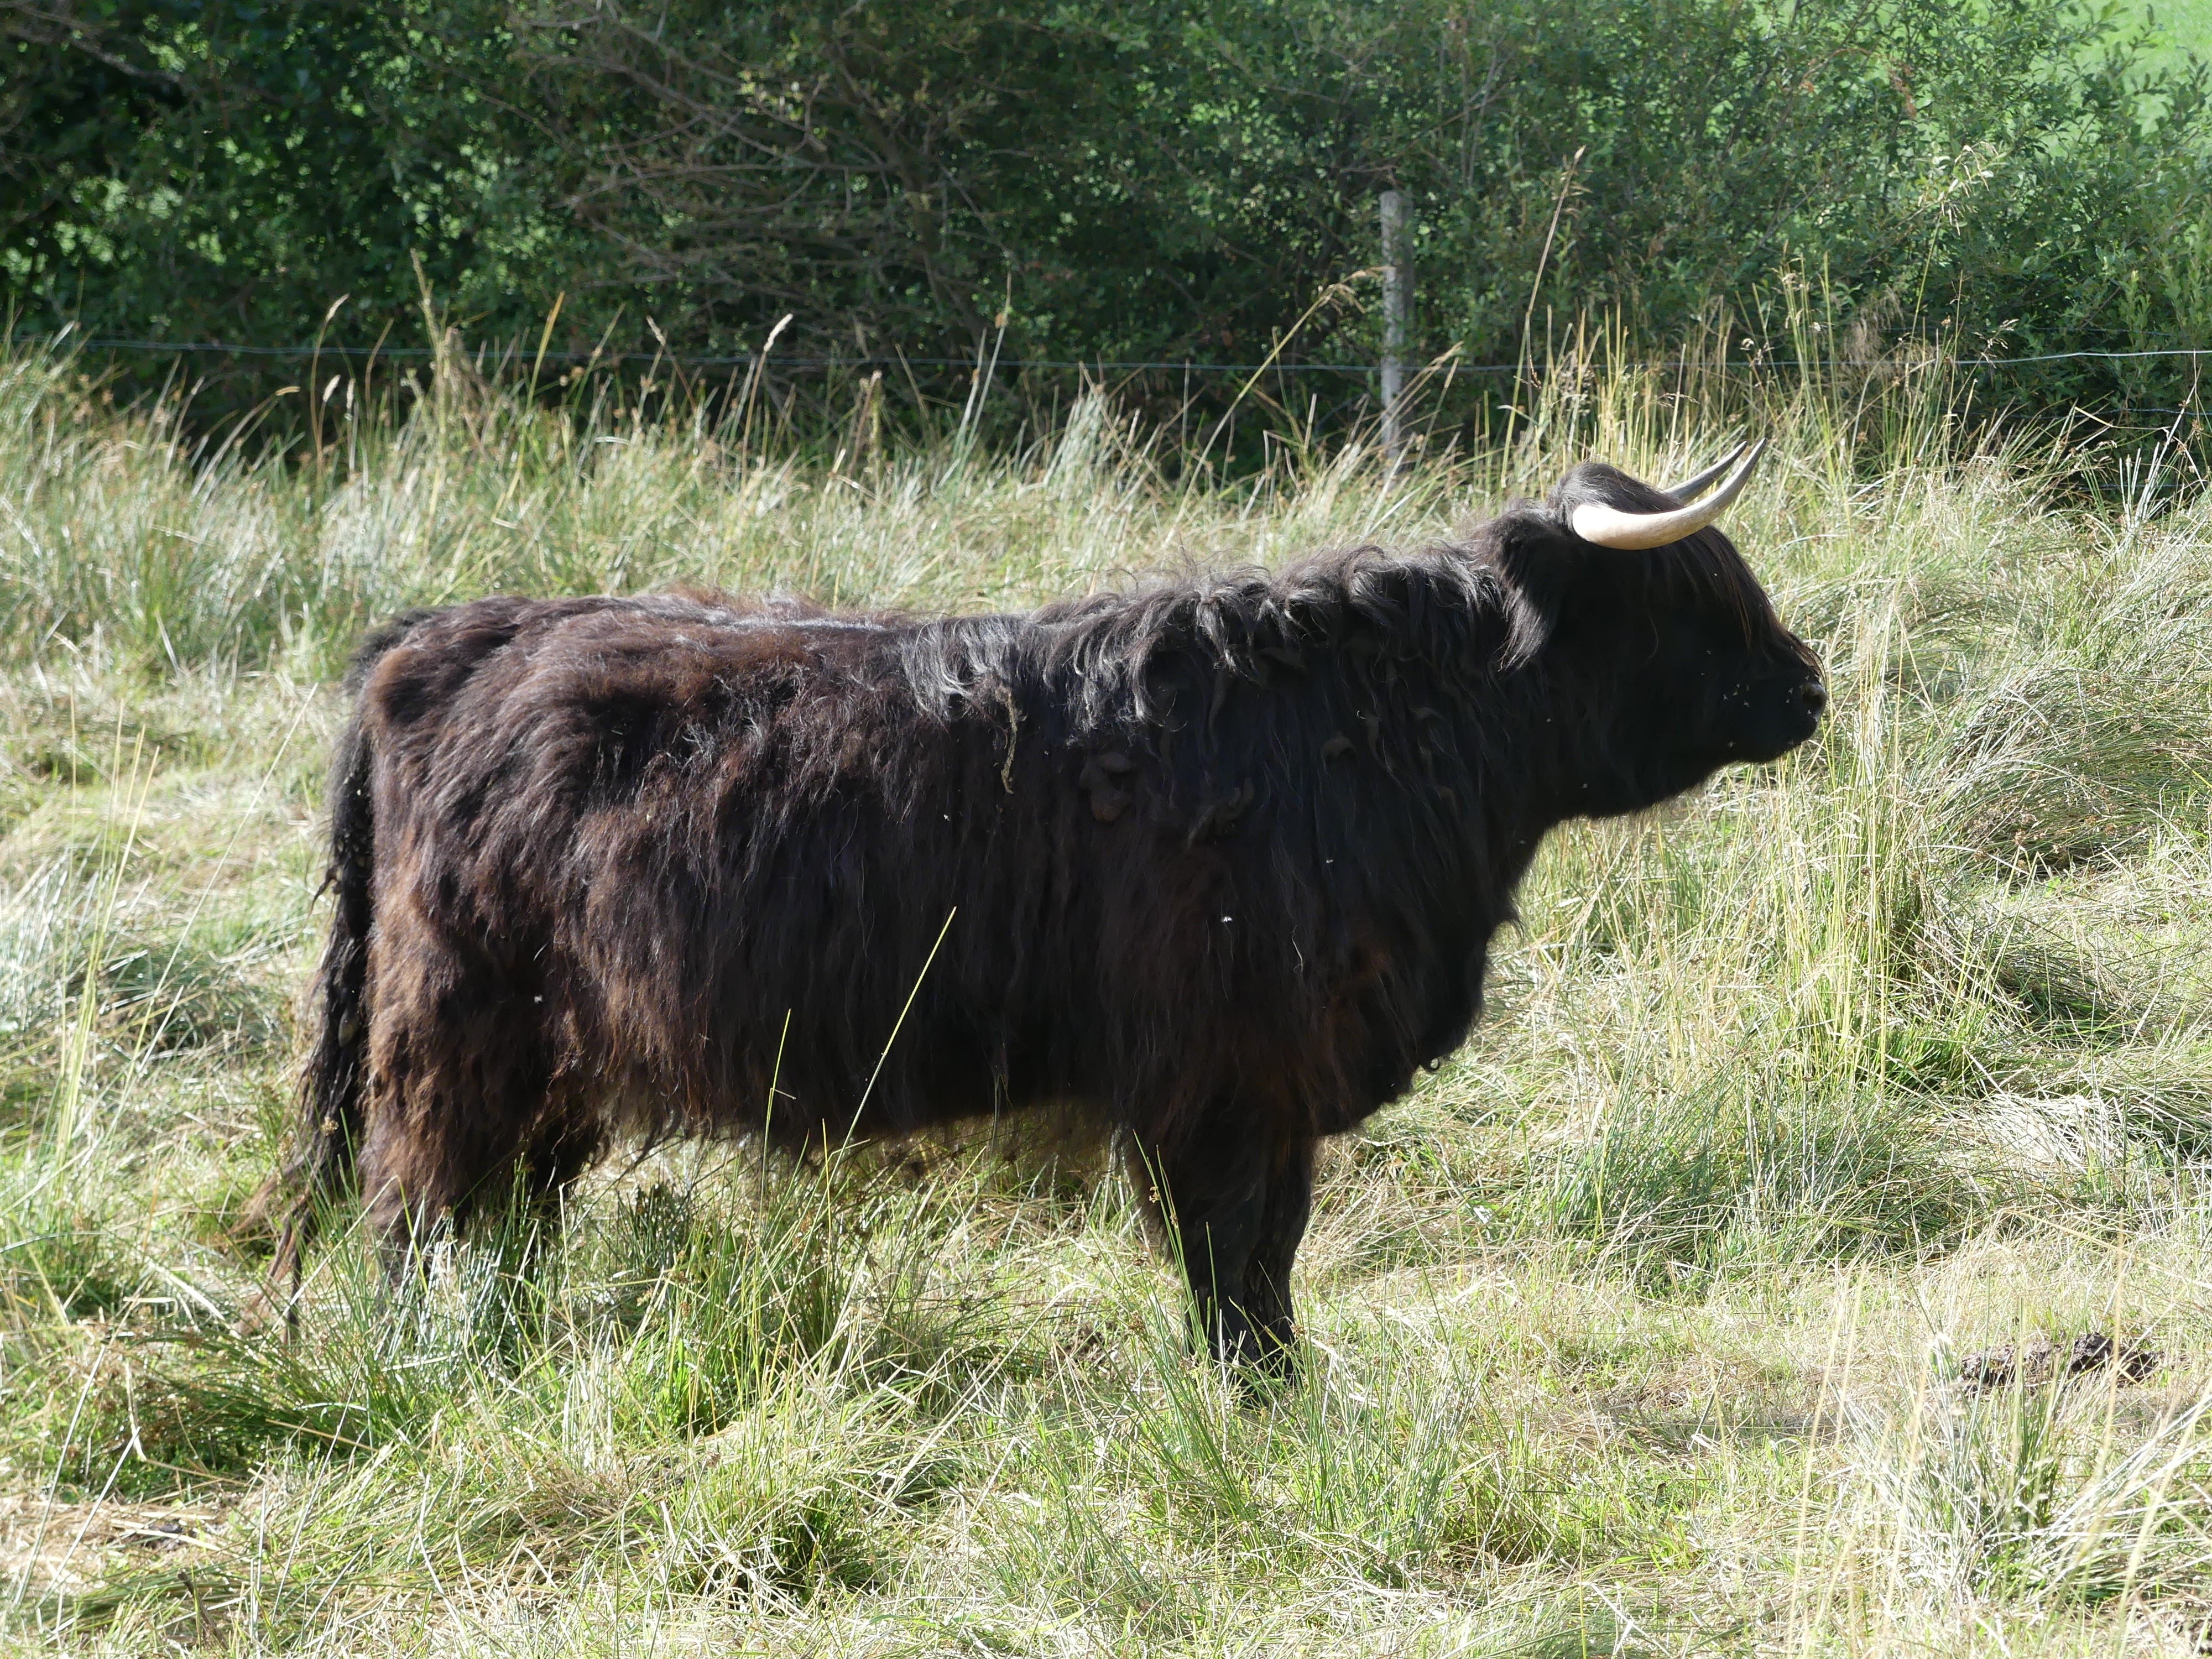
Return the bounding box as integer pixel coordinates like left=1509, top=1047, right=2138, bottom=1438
left=1213, top=1323, right=1303, bottom=1398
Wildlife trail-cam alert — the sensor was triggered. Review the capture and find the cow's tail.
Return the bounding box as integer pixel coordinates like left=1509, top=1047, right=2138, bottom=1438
left=244, top=613, right=431, bottom=1302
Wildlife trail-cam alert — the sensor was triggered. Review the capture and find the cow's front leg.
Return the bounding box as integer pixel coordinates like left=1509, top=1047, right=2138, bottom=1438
left=1239, top=1136, right=1315, bottom=1379
left=1146, top=1114, right=1311, bottom=1380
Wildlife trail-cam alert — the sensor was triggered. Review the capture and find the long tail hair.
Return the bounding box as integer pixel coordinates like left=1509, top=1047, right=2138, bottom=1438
left=243, top=613, right=431, bottom=1287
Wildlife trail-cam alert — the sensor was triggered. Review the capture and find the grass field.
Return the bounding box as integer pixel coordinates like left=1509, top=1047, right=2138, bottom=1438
left=2, top=340, right=2212, bottom=1655
left=2135, top=0, right=2212, bottom=69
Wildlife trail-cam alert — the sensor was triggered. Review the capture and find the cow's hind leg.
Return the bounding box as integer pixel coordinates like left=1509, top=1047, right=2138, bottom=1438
left=356, top=931, right=552, bottom=1276
left=517, top=1098, right=605, bottom=1225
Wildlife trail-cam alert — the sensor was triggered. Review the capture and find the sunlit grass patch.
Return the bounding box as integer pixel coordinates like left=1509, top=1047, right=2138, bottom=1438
left=1847, top=1360, right=2212, bottom=1621
left=0, top=336, right=2206, bottom=1651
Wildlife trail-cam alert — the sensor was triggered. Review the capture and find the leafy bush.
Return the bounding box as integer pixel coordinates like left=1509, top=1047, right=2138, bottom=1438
left=3, top=1, right=2206, bottom=420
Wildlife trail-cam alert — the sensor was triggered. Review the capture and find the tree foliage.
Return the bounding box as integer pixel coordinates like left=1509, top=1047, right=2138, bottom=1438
left=3, top=0, right=2206, bottom=411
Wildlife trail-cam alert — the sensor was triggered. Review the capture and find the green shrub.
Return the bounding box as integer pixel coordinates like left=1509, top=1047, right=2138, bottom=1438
left=3, top=2, right=2205, bottom=419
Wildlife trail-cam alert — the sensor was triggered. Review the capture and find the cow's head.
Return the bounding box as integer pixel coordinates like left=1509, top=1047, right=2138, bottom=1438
left=1484, top=440, right=1826, bottom=817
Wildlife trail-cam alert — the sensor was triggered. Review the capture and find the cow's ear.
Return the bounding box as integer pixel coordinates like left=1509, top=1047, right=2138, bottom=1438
left=1486, top=514, right=1584, bottom=667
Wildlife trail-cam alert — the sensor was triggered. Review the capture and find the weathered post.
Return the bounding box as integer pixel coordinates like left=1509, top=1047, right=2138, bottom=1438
left=1380, top=189, right=1411, bottom=462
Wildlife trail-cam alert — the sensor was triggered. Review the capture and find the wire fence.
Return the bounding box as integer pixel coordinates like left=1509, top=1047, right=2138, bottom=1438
left=8, top=331, right=2211, bottom=375
left=8, top=329, right=2206, bottom=432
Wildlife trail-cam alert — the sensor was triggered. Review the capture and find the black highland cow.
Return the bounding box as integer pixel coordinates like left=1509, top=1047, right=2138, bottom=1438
left=259, top=444, right=1824, bottom=1374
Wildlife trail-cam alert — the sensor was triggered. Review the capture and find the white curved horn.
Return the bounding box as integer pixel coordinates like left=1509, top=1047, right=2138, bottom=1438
left=1662, top=439, right=1749, bottom=503
left=1570, top=438, right=1766, bottom=550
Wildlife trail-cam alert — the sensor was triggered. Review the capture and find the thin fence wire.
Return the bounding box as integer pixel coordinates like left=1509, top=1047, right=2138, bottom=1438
left=8, top=332, right=2212, bottom=375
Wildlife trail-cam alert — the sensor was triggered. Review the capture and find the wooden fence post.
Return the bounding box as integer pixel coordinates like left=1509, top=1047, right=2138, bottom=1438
left=1380, top=189, right=1411, bottom=461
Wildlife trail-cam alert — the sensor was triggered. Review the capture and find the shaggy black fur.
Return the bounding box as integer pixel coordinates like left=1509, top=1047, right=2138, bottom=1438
left=255, top=460, right=1825, bottom=1373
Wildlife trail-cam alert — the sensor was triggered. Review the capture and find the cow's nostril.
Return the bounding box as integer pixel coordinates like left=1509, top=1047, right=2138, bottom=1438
left=1796, top=681, right=1828, bottom=717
